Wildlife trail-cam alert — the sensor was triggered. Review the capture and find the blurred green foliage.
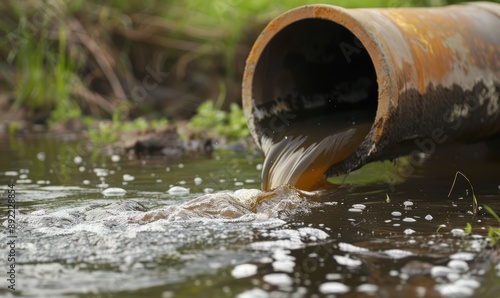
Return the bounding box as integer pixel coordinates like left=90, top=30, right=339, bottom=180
left=1, top=0, right=499, bottom=130
left=190, top=100, right=249, bottom=140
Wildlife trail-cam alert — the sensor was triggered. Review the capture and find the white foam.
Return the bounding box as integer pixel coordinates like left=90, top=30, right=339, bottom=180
left=352, top=204, right=366, bottom=210
left=297, top=227, right=329, bottom=241
left=319, top=282, right=350, bottom=294
left=123, top=174, right=135, bottom=181
left=236, top=288, right=268, bottom=298
left=449, top=252, right=475, bottom=261
left=357, top=283, right=378, bottom=293
left=231, top=264, right=258, bottom=279
left=451, top=229, right=465, bottom=236
left=263, top=273, right=293, bottom=287
left=447, top=260, right=469, bottom=272
left=431, top=266, right=456, bottom=277
left=384, top=249, right=414, bottom=259
left=167, top=186, right=190, bottom=195
left=338, top=242, right=369, bottom=253
left=102, top=188, right=127, bottom=196
left=272, top=260, right=295, bottom=272
left=333, top=255, right=361, bottom=267
left=403, top=201, right=414, bottom=207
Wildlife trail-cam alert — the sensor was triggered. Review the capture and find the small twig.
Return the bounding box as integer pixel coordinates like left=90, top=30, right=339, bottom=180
left=67, top=18, right=127, bottom=102
left=448, top=171, right=478, bottom=215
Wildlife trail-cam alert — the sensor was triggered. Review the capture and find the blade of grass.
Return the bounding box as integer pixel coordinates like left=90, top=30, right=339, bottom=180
left=448, top=171, right=478, bottom=215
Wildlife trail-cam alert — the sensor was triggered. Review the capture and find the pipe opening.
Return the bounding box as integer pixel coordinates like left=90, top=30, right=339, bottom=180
left=253, top=18, right=378, bottom=129
left=251, top=19, right=379, bottom=190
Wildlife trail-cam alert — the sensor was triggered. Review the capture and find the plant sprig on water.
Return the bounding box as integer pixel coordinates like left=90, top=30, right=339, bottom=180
left=483, top=205, right=500, bottom=246
left=448, top=171, right=500, bottom=247
left=448, top=171, right=478, bottom=215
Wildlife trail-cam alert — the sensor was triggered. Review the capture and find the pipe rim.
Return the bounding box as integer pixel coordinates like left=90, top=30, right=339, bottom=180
left=242, top=4, right=397, bottom=172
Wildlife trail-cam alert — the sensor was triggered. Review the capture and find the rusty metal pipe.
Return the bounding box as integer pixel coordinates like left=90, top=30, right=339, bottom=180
left=242, top=2, right=500, bottom=185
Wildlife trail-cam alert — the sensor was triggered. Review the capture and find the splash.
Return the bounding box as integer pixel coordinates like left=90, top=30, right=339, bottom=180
left=131, top=185, right=320, bottom=223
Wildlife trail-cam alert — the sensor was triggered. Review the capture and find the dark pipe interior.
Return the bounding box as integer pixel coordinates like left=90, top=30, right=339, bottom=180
left=252, top=19, right=378, bottom=134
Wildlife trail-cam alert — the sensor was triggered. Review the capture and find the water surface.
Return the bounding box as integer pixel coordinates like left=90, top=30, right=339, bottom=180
left=0, top=133, right=499, bottom=297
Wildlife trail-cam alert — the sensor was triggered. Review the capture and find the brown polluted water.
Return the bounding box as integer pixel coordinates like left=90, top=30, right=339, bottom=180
left=1, top=134, right=500, bottom=297
left=260, top=112, right=372, bottom=191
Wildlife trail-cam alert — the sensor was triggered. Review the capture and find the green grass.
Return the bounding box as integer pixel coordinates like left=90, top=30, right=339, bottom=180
left=2, top=0, right=499, bottom=127
left=483, top=205, right=500, bottom=247
left=451, top=172, right=500, bottom=248
left=189, top=99, right=249, bottom=140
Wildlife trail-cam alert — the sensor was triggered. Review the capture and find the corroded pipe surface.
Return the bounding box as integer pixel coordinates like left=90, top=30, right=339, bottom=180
left=243, top=2, right=500, bottom=189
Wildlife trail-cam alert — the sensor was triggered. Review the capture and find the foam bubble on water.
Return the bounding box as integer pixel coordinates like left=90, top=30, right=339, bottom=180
left=74, top=156, right=83, bottom=164
left=298, top=227, right=329, bottom=241
left=357, top=283, right=378, bottom=293
left=94, top=168, right=109, bottom=177
left=194, top=177, right=202, bottom=185
left=326, top=273, right=343, bottom=280
left=403, top=217, right=416, bottom=222
left=244, top=179, right=255, bottom=183
left=272, top=259, right=295, bottom=272
left=102, top=187, right=127, bottom=196
left=36, top=152, right=46, bottom=161
left=231, top=264, right=258, bottom=279
left=111, top=155, right=120, bottom=162
left=319, top=282, right=350, bottom=294
left=4, top=171, right=18, bottom=176
left=352, top=204, right=366, bottom=210
left=83, top=180, right=91, bottom=185
left=425, top=214, right=433, bottom=220
left=263, top=273, right=293, bottom=287
left=431, top=266, right=456, bottom=277
left=339, top=242, right=369, bottom=253
left=391, top=211, right=402, bottom=216
left=333, top=255, right=362, bottom=267
left=348, top=208, right=363, bottom=213
left=256, top=164, right=263, bottom=171
left=384, top=249, right=414, bottom=259
left=234, top=182, right=244, bottom=186
left=435, top=282, right=474, bottom=297
left=403, top=201, right=414, bottom=207
left=403, top=229, right=415, bottom=235
left=447, top=260, right=469, bottom=272
left=449, top=252, right=475, bottom=261
left=17, top=179, right=32, bottom=184
left=167, top=186, right=190, bottom=195
left=451, top=228, right=465, bottom=236
left=123, top=174, right=135, bottom=182
left=236, top=288, right=268, bottom=298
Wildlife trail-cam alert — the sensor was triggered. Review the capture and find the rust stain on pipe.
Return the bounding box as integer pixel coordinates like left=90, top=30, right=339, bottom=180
left=242, top=2, right=500, bottom=190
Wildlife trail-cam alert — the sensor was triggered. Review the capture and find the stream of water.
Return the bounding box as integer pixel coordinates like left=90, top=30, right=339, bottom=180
left=0, top=133, right=499, bottom=297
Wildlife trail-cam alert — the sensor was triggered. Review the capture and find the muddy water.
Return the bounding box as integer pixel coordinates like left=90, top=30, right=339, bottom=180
left=0, top=134, right=500, bottom=297
left=260, top=112, right=371, bottom=191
